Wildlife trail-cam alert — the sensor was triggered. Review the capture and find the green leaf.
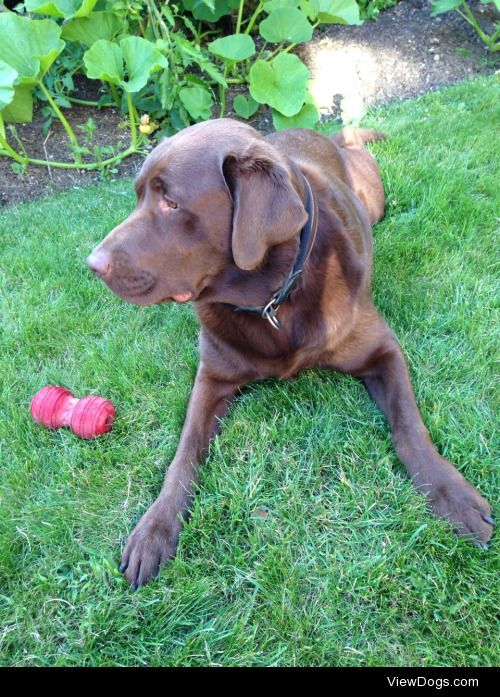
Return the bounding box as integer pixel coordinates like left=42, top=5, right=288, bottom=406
left=25, top=0, right=98, bottom=19
left=259, top=8, right=313, bottom=43
left=0, top=60, right=17, bottom=111
left=233, top=94, right=259, bottom=119
left=272, top=101, right=319, bottom=129
left=120, top=36, right=168, bottom=93
left=84, top=40, right=123, bottom=84
left=263, top=0, right=301, bottom=13
left=176, top=37, right=227, bottom=87
left=2, top=84, right=34, bottom=123
left=249, top=53, right=309, bottom=116
left=208, top=34, right=256, bottom=62
left=61, top=12, right=121, bottom=47
left=305, top=0, right=362, bottom=24
left=430, top=0, right=462, bottom=15
left=199, top=60, right=227, bottom=88
left=0, top=14, right=65, bottom=83
left=181, top=0, right=239, bottom=22
left=83, top=37, right=168, bottom=94
left=179, top=86, right=213, bottom=121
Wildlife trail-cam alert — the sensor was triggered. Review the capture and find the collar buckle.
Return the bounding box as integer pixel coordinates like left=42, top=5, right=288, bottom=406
left=261, top=295, right=281, bottom=329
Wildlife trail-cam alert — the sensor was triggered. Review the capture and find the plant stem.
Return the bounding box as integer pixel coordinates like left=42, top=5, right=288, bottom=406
left=0, top=131, right=145, bottom=170
left=67, top=96, right=112, bottom=107
left=0, top=90, right=145, bottom=171
left=236, top=0, right=245, bottom=34
left=267, top=42, right=286, bottom=61
left=147, top=0, right=170, bottom=42
left=244, top=1, right=263, bottom=35
left=219, top=65, right=229, bottom=117
left=264, top=41, right=299, bottom=62
left=28, top=146, right=143, bottom=170
left=199, top=29, right=221, bottom=40
left=126, top=91, right=138, bottom=149
left=109, top=82, right=122, bottom=107
left=38, top=80, right=82, bottom=164
left=255, top=41, right=268, bottom=61
left=458, top=1, right=490, bottom=47
left=0, top=132, right=27, bottom=165
left=8, top=125, right=29, bottom=159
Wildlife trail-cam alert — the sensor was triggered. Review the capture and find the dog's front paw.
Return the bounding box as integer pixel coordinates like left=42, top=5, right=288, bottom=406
left=429, top=473, right=494, bottom=547
left=120, top=500, right=182, bottom=589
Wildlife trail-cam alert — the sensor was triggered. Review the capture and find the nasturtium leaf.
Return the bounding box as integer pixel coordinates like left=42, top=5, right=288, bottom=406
left=0, top=13, right=65, bottom=83
left=208, top=34, right=256, bottom=62
left=304, top=0, right=362, bottom=24
left=263, top=0, right=301, bottom=13
left=83, top=37, right=168, bottom=94
left=25, top=0, right=98, bottom=19
left=272, top=101, right=319, bottom=129
left=430, top=0, right=462, bottom=15
left=259, top=8, right=313, bottom=43
left=233, top=94, right=259, bottom=119
left=249, top=53, right=309, bottom=116
left=179, top=86, right=213, bottom=121
left=61, top=12, right=121, bottom=47
left=0, top=60, right=17, bottom=111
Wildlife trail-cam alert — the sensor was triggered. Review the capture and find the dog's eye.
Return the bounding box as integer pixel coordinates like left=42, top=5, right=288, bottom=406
left=151, top=177, right=178, bottom=210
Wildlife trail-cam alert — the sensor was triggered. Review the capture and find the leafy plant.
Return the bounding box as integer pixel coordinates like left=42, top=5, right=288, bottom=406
left=0, top=0, right=366, bottom=171
left=0, top=12, right=153, bottom=170
left=357, top=0, right=397, bottom=21
left=431, top=0, right=500, bottom=52
left=205, top=0, right=362, bottom=128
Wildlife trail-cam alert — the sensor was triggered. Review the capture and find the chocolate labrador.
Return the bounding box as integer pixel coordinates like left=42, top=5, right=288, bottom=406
left=87, top=118, right=493, bottom=589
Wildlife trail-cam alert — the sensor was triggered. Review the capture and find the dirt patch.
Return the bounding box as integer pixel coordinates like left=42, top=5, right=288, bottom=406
left=1, top=0, right=498, bottom=207
left=301, top=0, right=498, bottom=119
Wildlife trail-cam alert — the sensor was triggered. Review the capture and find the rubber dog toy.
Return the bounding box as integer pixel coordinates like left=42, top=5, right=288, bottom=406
left=31, top=386, right=115, bottom=439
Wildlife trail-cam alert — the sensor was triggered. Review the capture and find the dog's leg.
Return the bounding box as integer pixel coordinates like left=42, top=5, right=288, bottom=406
left=334, top=314, right=494, bottom=546
left=120, top=368, right=242, bottom=588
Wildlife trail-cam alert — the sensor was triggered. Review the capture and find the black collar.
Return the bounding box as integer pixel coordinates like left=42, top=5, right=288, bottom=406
left=227, top=174, right=318, bottom=329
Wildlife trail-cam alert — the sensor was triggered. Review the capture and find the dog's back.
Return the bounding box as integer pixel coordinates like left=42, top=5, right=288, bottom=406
left=268, top=126, right=386, bottom=226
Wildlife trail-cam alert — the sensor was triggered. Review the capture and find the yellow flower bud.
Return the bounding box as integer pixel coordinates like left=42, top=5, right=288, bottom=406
left=139, top=119, right=158, bottom=135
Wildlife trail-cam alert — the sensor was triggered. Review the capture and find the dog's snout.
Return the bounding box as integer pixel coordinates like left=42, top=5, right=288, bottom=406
left=86, top=249, right=111, bottom=277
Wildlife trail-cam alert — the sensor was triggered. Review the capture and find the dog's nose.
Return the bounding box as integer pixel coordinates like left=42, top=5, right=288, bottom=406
left=86, top=249, right=111, bottom=277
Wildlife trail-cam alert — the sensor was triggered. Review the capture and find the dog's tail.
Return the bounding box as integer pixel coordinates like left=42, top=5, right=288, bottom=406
left=332, top=125, right=388, bottom=148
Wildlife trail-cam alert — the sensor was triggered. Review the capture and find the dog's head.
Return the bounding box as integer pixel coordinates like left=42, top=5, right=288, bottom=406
left=86, top=119, right=307, bottom=306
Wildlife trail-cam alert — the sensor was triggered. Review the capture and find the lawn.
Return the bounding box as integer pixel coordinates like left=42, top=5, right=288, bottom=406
left=0, top=75, right=498, bottom=667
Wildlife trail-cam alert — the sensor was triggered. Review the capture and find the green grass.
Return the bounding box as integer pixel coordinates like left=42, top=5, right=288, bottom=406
left=0, top=76, right=499, bottom=667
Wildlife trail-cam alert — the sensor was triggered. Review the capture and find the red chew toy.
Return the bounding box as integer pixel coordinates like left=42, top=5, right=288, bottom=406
left=31, top=386, right=115, bottom=439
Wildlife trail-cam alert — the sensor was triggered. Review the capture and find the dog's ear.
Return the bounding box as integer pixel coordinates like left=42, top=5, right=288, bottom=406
left=222, top=144, right=307, bottom=271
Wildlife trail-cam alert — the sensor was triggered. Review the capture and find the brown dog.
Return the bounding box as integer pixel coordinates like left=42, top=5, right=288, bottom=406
left=87, top=118, right=493, bottom=589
